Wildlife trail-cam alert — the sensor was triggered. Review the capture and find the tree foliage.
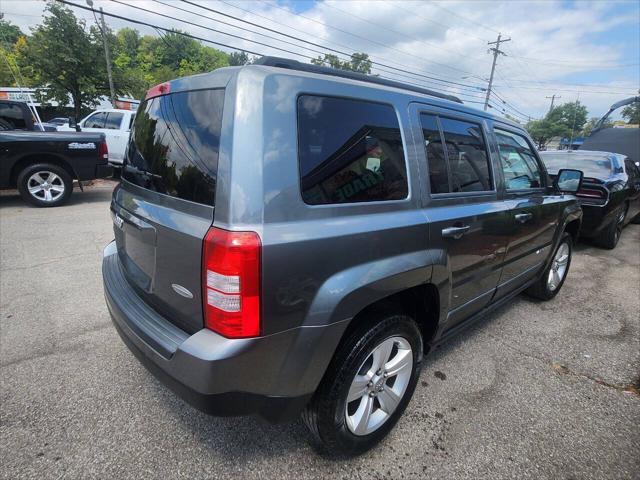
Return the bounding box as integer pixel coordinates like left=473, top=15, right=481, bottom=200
left=2, top=2, right=376, bottom=120
left=526, top=101, right=588, bottom=149
left=21, top=2, right=105, bottom=121
left=311, top=53, right=372, bottom=74
left=621, top=102, right=640, bottom=124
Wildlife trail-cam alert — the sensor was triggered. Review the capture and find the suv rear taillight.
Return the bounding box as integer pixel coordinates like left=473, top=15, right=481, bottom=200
left=98, top=141, right=108, bottom=161
left=202, top=227, right=261, bottom=338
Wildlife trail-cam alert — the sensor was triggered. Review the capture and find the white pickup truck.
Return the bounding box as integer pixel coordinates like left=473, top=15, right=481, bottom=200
left=58, top=109, right=135, bottom=166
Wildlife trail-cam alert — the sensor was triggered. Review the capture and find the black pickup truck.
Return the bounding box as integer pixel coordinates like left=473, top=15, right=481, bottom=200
left=1, top=131, right=113, bottom=207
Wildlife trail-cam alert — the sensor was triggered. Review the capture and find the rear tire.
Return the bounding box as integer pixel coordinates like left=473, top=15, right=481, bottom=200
left=17, top=163, right=73, bottom=207
left=526, top=233, right=572, bottom=301
left=302, top=311, right=423, bottom=456
left=594, top=206, right=626, bottom=249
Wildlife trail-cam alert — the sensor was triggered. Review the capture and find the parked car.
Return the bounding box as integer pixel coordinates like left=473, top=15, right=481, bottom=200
left=0, top=100, right=57, bottom=132
left=0, top=130, right=112, bottom=207
left=541, top=150, right=640, bottom=249
left=58, top=108, right=135, bottom=166
left=102, top=57, right=583, bottom=455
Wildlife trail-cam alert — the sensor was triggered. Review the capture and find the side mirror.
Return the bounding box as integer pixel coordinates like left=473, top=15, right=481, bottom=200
left=554, top=168, right=583, bottom=194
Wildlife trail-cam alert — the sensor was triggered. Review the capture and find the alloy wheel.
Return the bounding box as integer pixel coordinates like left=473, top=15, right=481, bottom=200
left=345, top=336, right=413, bottom=436
left=547, top=242, right=570, bottom=291
left=27, top=171, right=65, bottom=203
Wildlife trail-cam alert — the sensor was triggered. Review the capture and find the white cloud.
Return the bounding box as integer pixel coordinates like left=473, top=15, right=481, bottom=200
left=2, top=0, right=638, bottom=120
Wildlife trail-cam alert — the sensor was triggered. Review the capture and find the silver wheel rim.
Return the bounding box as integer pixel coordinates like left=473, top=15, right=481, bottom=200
left=345, top=336, right=413, bottom=436
left=547, top=242, right=570, bottom=291
left=27, top=171, right=65, bottom=203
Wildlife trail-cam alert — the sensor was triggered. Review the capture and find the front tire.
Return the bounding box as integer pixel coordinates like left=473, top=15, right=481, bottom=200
left=302, top=311, right=423, bottom=456
left=17, top=163, right=73, bottom=207
left=526, top=233, right=572, bottom=301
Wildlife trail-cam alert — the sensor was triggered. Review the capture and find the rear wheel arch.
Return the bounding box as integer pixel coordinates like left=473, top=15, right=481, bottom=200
left=333, top=284, right=440, bottom=357
left=10, top=153, right=76, bottom=186
left=564, top=218, right=581, bottom=243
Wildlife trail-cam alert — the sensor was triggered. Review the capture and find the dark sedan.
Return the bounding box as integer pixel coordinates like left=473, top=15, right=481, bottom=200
left=541, top=150, right=640, bottom=249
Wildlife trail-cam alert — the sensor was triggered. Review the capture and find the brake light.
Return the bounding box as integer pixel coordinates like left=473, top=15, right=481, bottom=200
left=577, top=188, right=606, bottom=199
left=98, top=141, right=108, bottom=161
left=145, top=81, right=171, bottom=100
left=202, top=227, right=261, bottom=338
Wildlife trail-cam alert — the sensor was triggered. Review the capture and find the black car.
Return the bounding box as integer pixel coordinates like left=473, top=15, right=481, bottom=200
left=541, top=150, right=640, bottom=249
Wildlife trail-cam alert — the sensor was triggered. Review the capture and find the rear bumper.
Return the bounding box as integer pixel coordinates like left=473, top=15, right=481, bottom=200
left=102, top=241, right=346, bottom=421
left=579, top=204, right=615, bottom=238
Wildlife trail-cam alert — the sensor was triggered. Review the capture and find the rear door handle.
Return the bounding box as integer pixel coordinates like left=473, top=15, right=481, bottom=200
left=515, top=212, right=533, bottom=223
left=442, top=225, right=470, bottom=239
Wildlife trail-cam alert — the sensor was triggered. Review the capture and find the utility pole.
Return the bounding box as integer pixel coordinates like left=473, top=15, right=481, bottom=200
left=87, top=0, right=117, bottom=107
left=484, top=33, right=511, bottom=112
left=546, top=94, right=561, bottom=113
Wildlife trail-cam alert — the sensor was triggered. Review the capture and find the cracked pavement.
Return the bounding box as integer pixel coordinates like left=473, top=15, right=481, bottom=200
left=1, top=182, right=639, bottom=479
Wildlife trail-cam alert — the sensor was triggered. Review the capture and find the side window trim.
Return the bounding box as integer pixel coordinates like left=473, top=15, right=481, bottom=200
left=419, top=110, right=496, bottom=198
left=493, top=124, right=547, bottom=192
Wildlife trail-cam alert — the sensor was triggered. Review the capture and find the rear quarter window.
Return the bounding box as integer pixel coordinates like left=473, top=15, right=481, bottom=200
left=297, top=95, right=409, bottom=205
left=122, top=89, right=224, bottom=205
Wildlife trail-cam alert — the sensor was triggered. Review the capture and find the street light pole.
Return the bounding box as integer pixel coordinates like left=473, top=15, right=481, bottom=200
left=87, top=1, right=117, bottom=107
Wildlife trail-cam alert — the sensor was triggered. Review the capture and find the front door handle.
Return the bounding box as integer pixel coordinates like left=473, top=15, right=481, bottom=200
left=515, top=212, right=533, bottom=223
left=442, top=225, right=470, bottom=239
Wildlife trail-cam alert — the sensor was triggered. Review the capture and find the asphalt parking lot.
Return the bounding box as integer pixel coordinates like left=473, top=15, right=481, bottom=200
left=1, top=181, right=639, bottom=480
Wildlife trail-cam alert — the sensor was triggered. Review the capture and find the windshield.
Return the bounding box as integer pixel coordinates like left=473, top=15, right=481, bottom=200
left=122, top=88, right=224, bottom=205
left=541, top=153, right=613, bottom=178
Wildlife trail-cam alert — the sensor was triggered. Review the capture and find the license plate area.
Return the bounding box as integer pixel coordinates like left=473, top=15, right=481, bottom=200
left=112, top=208, right=157, bottom=292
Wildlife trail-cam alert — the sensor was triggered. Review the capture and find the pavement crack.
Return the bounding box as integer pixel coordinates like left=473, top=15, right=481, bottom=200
left=552, top=363, right=640, bottom=397
left=485, top=332, right=640, bottom=397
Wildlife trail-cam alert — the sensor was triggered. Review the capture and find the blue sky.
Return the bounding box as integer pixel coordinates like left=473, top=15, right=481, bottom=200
left=3, top=0, right=639, bottom=121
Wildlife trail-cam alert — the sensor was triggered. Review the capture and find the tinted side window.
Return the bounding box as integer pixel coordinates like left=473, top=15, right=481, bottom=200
left=420, top=113, right=449, bottom=194
left=495, top=129, right=543, bottom=189
left=104, top=112, right=124, bottom=130
left=297, top=95, right=408, bottom=205
left=439, top=117, right=492, bottom=192
left=0, top=104, right=27, bottom=129
left=84, top=112, right=107, bottom=128
left=123, top=89, right=224, bottom=205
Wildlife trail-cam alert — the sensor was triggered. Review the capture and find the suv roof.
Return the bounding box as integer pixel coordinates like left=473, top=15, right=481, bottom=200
left=254, top=56, right=463, bottom=104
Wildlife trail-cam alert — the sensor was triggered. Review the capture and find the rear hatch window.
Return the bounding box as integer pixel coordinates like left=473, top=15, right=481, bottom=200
left=114, top=88, right=224, bottom=334
left=123, top=88, right=224, bottom=205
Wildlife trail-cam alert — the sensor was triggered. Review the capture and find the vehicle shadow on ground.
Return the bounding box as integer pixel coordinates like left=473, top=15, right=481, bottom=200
left=0, top=183, right=116, bottom=208
left=148, top=302, right=516, bottom=461
left=149, top=380, right=313, bottom=459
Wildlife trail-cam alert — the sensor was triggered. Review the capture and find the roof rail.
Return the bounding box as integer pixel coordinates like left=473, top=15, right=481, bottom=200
left=253, top=56, right=463, bottom=104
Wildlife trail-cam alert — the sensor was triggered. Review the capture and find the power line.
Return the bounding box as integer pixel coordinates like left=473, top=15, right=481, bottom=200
left=117, top=0, right=486, bottom=98
left=219, top=0, right=485, bottom=81
left=58, top=0, right=487, bottom=105
left=388, top=1, right=489, bottom=42
left=321, top=1, right=485, bottom=62
left=177, top=0, right=486, bottom=91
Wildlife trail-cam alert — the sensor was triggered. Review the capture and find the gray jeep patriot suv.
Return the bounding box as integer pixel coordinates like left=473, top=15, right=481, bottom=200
left=103, top=57, right=583, bottom=455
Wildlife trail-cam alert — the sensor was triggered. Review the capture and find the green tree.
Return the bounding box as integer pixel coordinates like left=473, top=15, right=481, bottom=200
left=621, top=102, right=640, bottom=124
left=229, top=51, right=251, bottom=66
left=546, top=101, right=588, bottom=138
left=526, top=118, right=555, bottom=149
left=311, top=52, right=372, bottom=74
left=0, top=16, right=23, bottom=48
left=22, top=2, right=105, bottom=121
